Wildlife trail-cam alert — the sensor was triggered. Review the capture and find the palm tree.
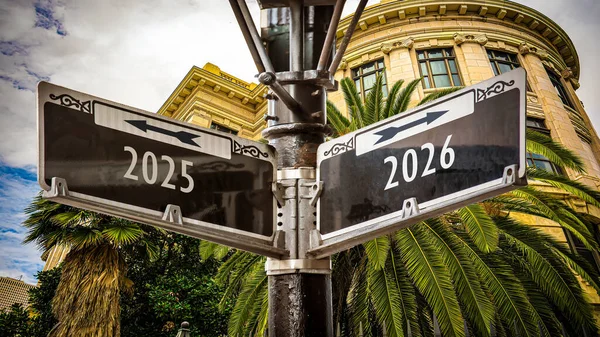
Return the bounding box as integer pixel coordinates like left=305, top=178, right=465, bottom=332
left=204, top=75, right=600, bottom=337
left=23, top=196, right=158, bottom=337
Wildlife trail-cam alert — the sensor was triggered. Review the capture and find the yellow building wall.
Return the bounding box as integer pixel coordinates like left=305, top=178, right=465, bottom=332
left=152, top=0, right=600, bottom=317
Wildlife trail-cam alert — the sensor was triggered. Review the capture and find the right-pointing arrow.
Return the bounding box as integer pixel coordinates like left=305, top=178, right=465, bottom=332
left=373, top=110, right=448, bottom=145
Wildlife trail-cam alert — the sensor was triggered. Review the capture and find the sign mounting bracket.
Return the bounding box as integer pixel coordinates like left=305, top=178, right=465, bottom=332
left=42, top=177, right=69, bottom=198
left=400, top=198, right=419, bottom=220
left=502, top=164, right=518, bottom=185
left=162, top=205, right=183, bottom=225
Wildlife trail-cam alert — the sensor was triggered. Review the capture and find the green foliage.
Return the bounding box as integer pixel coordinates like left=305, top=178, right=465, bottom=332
left=0, top=304, right=31, bottom=337
left=0, top=268, right=62, bottom=337
left=29, top=267, right=61, bottom=337
left=121, top=233, right=229, bottom=337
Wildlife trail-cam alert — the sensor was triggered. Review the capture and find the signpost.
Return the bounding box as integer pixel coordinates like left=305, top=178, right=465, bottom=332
left=311, top=68, right=527, bottom=258
left=37, top=82, right=286, bottom=258
left=37, top=1, right=529, bottom=335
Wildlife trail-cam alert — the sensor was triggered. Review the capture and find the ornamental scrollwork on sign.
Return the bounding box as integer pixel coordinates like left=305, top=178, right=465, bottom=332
left=476, top=80, right=515, bottom=102
left=232, top=140, right=269, bottom=159
left=49, top=93, right=92, bottom=113
left=324, top=137, right=354, bottom=157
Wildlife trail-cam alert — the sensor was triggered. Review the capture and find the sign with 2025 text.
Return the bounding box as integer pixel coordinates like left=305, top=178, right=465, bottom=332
left=37, top=82, right=285, bottom=258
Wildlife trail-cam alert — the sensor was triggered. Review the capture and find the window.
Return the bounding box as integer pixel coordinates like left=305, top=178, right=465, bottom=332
left=526, top=152, right=562, bottom=174
left=417, top=48, right=462, bottom=89
left=487, top=50, right=521, bottom=76
left=564, top=229, right=600, bottom=273
left=525, top=118, right=562, bottom=174
left=210, top=122, right=238, bottom=135
left=352, top=59, right=388, bottom=98
left=526, top=117, right=550, bottom=135
left=547, top=70, right=574, bottom=108
left=487, top=50, right=532, bottom=91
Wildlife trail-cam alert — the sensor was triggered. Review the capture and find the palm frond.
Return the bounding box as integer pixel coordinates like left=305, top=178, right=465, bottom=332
left=389, top=245, right=421, bottom=336
left=497, top=218, right=596, bottom=331
left=454, top=232, right=540, bottom=337
left=527, top=167, right=600, bottom=208
left=396, top=226, right=465, bottom=337
left=67, top=227, right=104, bottom=250
left=218, top=254, right=264, bottom=311
left=199, top=240, right=220, bottom=261
left=418, top=87, right=463, bottom=106
left=485, top=196, right=550, bottom=219
left=383, top=80, right=405, bottom=121
left=526, top=129, right=585, bottom=173
left=422, top=219, right=493, bottom=337
left=364, top=235, right=390, bottom=270
left=341, top=77, right=366, bottom=129
left=550, top=246, right=600, bottom=293
left=227, top=266, right=268, bottom=337
left=367, top=260, right=405, bottom=337
left=347, top=254, right=373, bottom=337
left=101, top=221, right=143, bottom=246
left=555, top=207, right=598, bottom=251
left=508, top=265, right=563, bottom=337
left=327, top=100, right=351, bottom=136
left=215, top=250, right=254, bottom=286
left=364, top=74, right=385, bottom=125
left=393, top=78, right=423, bottom=116
left=457, top=204, right=499, bottom=253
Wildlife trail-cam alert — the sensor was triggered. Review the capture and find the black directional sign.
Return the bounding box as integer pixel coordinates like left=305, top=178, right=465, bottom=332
left=311, top=69, right=527, bottom=257
left=38, top=82, right=285, bottom=258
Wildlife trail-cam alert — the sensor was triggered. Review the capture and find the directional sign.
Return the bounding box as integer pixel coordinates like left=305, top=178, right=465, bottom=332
left=37, top=82, right=286, bottom=258
left=311, top=68, right=527, bottom=258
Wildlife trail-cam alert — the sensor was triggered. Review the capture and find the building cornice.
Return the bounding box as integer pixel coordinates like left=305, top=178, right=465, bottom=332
left=157, top=64, right=268, bottom=117
left=337, top=0, right=580, bottom=79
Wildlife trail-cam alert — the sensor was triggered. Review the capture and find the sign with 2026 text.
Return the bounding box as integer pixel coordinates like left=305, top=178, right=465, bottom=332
left=311, top=68, right=527, bottom=258
left=37, top=82, right=285, bottom=258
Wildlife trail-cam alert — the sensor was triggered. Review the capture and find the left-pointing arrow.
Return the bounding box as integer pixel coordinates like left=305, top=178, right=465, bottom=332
left=126, top=120, right=201, bottom=147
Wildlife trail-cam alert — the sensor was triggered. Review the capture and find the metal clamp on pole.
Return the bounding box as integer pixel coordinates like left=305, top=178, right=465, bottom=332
left=265, top=258, right=331, bottom=275
left=258, top=72, right=303, bottom=115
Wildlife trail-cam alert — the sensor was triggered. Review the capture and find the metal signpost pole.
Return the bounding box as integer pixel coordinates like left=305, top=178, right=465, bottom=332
left=229, top=0, right=365, bottom=335
left=262, top=1, right=331, bottom=335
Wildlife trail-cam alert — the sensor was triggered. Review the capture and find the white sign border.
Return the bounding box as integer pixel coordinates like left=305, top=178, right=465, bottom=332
left=313, top=68, right=527, bottom=257
left=37, top=81, right=284, bottom=258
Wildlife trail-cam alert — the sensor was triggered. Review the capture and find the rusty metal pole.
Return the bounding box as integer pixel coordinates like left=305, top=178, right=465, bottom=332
left=230, top=1, right=364, bottom=335
left=262, top=1, right=333, bottom=336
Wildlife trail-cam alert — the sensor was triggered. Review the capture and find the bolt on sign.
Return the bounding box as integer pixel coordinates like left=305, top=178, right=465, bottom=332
left=37, top=82, right=286, bottom=258
left=311, top=68, right=527, bottom=258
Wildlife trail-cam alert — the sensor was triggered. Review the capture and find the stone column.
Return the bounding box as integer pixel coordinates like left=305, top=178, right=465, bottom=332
left=384, top=37, right=420, bottom=105
left=453, top=33, right=494, bottom=86
left=561, top=68, right=600, bottom=170
left=519, top=42, right=600, bottom=187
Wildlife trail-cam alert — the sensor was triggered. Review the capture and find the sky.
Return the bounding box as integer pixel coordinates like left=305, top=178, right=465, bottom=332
left=0, top=0, right=598, bottom=285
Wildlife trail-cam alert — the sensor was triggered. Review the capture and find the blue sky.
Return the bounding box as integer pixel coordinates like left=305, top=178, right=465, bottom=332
left=0, top=0, right=599, bottom=284
left=0, top=164, right=42, bottom=284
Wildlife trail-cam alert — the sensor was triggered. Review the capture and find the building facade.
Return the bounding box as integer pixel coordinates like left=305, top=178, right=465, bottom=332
left=156, top=0, right=600, bottom=321
left=0, top=276, right=35, bottom=311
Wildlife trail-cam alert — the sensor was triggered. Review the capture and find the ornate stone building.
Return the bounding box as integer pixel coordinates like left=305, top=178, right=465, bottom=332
left=156, top=0, right=600, bottom=321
